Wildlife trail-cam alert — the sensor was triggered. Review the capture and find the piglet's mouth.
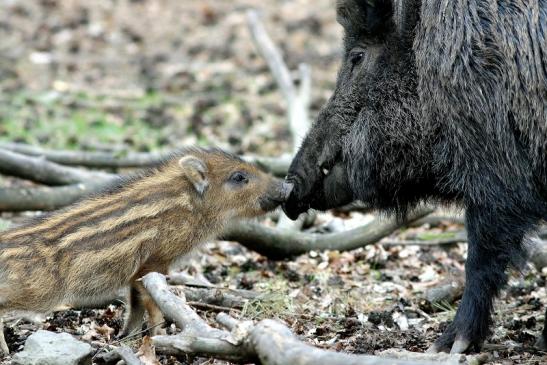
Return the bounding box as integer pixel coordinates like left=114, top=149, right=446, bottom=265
left=259, top=181, right=295, bottom=212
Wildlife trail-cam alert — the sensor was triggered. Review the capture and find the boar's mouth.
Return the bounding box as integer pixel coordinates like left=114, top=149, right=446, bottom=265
left=283, top=161, right=353, bottom=220
left=282, top=172, right=326, bottom=219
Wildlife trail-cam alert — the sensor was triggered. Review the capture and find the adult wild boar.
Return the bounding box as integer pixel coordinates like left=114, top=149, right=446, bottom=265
left=283, top=0, right=546, bottom=354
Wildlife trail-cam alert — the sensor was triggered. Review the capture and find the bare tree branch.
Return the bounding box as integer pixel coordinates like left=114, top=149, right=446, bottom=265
left=249, top=319, right=459, bottom=365
left=0, top=142, right=290, bottom=176
left=222, top=207, right=435, bottom=259
left=0, top=149, right=111, bottom=185
left=0, top=180, right=116, bottom=212
left=0, top=142, right=167, bottom=168
left=141, top=273, right=225, bottom=338
left=246, top=10, right=297, bottom=109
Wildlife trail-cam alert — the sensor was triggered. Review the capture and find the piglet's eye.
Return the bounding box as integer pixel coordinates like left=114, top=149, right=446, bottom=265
left=229, top=171, right=248, bottom=184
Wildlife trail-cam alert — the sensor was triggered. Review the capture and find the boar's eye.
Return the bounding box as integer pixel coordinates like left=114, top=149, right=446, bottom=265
left=229, top=171, right=248, bottom=185
left=349, top=50, right=365, bottom=69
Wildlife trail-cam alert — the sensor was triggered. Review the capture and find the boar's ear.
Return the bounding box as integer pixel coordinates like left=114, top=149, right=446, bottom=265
left=179, top=155, right=209, bottom=196
left=396, top=0, right=420, bottom=44
left=336, top=0, right=393, bottom=37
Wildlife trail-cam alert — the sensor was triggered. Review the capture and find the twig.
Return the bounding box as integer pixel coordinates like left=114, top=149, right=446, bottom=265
left=222, top=207, right=435, bottom=259
left=166, top=272, right=214, bottom=287
left=92, top=322, right=165, bottom=363
left=177, top=286, right=256, bottom=308
left=187, top=301, right=241, bottom=313
left=0, top=149, right=111, bottom=185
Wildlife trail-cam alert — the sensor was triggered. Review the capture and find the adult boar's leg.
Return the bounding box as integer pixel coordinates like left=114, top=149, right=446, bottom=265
left=430, top=205, right=529, bottom=353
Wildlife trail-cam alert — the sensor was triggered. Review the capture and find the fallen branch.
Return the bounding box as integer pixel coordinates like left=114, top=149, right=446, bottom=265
left=142, top=273, right=256, bottom=362
left=0, top=149, right=111, bottom=186
left=0, top=142, right=167, bottom=168
left=223, top=207, right=435, bottom=259
left=141, top=274, right=226, bottom=338
left=139, top=272, right=473, bottom=365
left=0, top=142, right=291, bottom=176
left=0, top=180, right=116, bottom=212
left=248, top=319, right=458, bottom=365
left=246, top=10, right=311, bottom=148
left=380, top=232, right=467, bottom=246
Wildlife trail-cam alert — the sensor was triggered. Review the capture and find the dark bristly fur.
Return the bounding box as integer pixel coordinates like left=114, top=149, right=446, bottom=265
left=283, top=0, right=546, bottom=353
left=0, top=147, right=287, bottom=355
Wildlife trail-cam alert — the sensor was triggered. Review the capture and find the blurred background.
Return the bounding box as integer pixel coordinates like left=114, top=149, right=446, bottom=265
left=0, top=0, right=341, bottom=155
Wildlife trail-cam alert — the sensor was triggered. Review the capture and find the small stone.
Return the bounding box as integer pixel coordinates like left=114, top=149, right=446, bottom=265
left=12, top=330, right=92, bottom=365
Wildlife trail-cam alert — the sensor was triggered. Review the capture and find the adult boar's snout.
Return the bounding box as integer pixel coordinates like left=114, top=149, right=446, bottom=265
left=281, top=181, right=294, bottom=201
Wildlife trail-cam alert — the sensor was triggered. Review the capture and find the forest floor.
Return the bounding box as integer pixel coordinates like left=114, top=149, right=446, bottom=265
left=0, top=1, right=546, bottom=364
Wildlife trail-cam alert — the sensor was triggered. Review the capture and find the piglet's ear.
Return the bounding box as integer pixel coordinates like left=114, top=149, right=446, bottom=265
left=336, top=0, right=393, bottom=36
left=179, top=156, right=209, bottom=196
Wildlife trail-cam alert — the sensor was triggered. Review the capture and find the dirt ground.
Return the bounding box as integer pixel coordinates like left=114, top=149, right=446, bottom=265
left=0, top=0, right=546, bottom=364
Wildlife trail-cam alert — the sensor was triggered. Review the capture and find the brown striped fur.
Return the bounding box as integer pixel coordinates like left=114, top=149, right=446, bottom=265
left=0, top=148, right=287, bottom=353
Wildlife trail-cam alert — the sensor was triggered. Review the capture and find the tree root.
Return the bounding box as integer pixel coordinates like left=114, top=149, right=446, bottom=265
left=100, top=272, right=483, bottom=365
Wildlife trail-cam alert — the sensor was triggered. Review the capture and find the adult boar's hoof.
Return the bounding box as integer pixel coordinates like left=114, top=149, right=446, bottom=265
left=428, top=324, right=483, bottom=354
